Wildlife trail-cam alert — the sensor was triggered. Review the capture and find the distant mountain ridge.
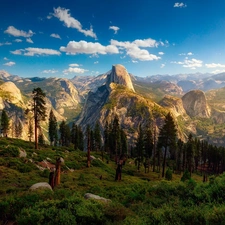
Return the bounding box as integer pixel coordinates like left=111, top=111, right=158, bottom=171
left=1, top=67, right=225, bottom=145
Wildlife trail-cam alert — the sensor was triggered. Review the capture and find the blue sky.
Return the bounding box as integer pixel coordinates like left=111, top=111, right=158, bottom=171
left=1, top=0, right=225, bottom=78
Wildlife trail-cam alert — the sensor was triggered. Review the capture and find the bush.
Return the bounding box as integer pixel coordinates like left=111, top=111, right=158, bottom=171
left=0, top=146, right=19, bottom=157
left=165, top=168, right=172, bottom=181
left=181, top=169, right=191, bottom=182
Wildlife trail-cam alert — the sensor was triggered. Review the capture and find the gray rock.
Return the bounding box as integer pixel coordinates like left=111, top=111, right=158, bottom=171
left=19, top=149, right=27, bottom=158
left=84, top=193, right=111, bottom=203
left=29, top=182, right=52, bottom=191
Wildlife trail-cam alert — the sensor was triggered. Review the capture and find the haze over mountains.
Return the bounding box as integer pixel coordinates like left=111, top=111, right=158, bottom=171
left=1, top=65, right=225, bottom=145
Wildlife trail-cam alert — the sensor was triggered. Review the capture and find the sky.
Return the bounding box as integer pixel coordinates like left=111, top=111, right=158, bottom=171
left=1, top=0, right=225, bottom=78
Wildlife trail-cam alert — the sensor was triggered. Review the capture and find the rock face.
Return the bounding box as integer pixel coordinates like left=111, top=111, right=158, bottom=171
left=182, top=90, right=211, bottom=118
left=106, top=64, right=135, bottom=92
left=77, top=64, right=135, bottom=128
left=0, top=81, right=24, bottom=107
left=159, top=95, right=186, bottom=117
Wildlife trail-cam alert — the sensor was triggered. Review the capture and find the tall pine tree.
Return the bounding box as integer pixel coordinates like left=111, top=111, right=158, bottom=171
left=48, top=109, right=58, bottom=146
left=1, top=109, right=10, bottom=137
left=32, top=88, right=46, bottom=149
left=158, top=112, right=177, bottom=177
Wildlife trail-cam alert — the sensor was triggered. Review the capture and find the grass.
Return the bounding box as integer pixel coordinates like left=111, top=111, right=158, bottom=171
left=1, top=137, right=225, bottom=224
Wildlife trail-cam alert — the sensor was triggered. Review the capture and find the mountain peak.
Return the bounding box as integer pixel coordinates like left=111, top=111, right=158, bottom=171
left=106, top=64, right=135, bottom=92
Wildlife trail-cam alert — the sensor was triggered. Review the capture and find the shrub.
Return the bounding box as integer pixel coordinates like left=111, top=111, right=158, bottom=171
left=0, top=146, right=19, bottom=157
left=165, top=168, right=172, bottom=181
left=181, top=169, right=191, bottom=182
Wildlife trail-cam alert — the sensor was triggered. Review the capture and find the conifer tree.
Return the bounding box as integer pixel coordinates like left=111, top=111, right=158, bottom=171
left=186, top=133, right=195, bottom=176
left=112, top=115, right=120, bottom=160
left=48, top=109, right=58, bottom=146
left=1, top=109, right=10, bottom=137
left=86, top=125, right=91, bottom=167
left=136, top=124, right=144, bottom=172
left=28, top=118, right=33, bottom=142
left=94, top=121, right=102, bottom=152
left=31, top=88, right=46, bottom=149
left=15, top=119, right=23, bottom=138
left=59, top=120, right=70, bottom=146
left=158, top=112, right=177, bottom=177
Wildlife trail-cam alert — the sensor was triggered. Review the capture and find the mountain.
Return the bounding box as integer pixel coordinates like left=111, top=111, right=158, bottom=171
left=2, top=66, right=225, bottom=145
left=182, top=90, right=211, bottom=118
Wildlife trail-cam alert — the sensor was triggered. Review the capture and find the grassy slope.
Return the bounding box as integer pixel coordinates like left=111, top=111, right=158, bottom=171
left=1, top=138, right=225, bottom=224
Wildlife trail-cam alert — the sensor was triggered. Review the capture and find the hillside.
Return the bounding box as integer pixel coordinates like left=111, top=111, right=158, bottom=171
left=1, top=138, right=225, bottom=224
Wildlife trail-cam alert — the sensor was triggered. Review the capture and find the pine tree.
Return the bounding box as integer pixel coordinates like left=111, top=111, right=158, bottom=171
left=59, top=120, right=71, bottom=146
left=158, top=112, right=177, bottom=177
left=86, top=125, right=91, bottom=167
left=31, top=88, right=46, bottom=149
left=143, top=127, right=153, bottom=159
left=112, top=115, right=121, bottom=160
left=15, top=119, right=23, bottom=138
left=1, top=109, right=10, bottom=137
left=77, top=126, right=84, bottom=151
left=94, top=121, right=102, bottom=152
left=48, top=109, right=58, bottom=146
left=28, top=118, right=34, bottom=142
left=186, top=133, right=195, bottom=176
left=136, top=124, right=144, bottom=172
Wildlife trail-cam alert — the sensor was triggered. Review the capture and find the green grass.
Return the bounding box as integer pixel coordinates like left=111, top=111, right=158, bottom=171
left=1, top=138, right=225, bottom=224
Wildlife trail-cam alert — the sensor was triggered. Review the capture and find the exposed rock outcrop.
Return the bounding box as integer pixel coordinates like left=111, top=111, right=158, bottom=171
left=182, top=90, right=211, bottom=118
left=0, top=81, right=24, bottom=107
left=159, top=95, right=187, bottom=117
left=106, top=64, right=135, bottom=92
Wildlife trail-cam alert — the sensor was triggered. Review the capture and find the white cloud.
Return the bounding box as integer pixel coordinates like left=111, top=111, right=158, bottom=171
left=63, top=67, right=88, bottom=74
left=109, top=26, right=120, bottom=34
left=158, top=52, right=164, bottom=55
left=11, top=48, right=60, bottom=56
left=0, top=42, right=12, bottom=46
left=179, top=52, right=193, bottom=56
left=3, top=61, right=15, bottom=66
left=42, top=69, right=58, bottom=74
left=132, top=60, right=138, bottom=63
left=174, top=2, right=187, bottom=8
left=26, top=38, right=33, bottom=43
left=94, top=61, right=99, bottom=64
left=52, top=7, right=97, bottom=39
left=171, top=58, right=203, bottom=69
left=205, top=63, right=225, bottom=68
left=111, top=39, right=161, bottom=61
left=11, top=49, right=23, bottom=55
left=60, top=40, right=119, bottom=55
left=24, top=48, right=61, bottom=56
left=111, top=38, right=160, bottom=49
left=212, top=69, right=225, bottom=74
left=14, top=39, right=22, bottom=42
left=69, top=63, right=79, bottom=67
left=3, top=57, right=9, bottom=60
left=50, top=33, right=61, bottom=39
left=4, top=26, right=34, bottom=37
left=161, top=64, right=165, bottom=68
left=126, top=46, right=160, bottom=61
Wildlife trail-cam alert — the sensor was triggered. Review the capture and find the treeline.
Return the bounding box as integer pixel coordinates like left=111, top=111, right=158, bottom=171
left=2, top=87, right=225, bottom=178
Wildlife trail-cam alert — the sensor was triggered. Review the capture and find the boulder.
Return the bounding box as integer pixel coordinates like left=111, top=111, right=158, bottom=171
left=84, top=193, right=111, bottom=203
left=19, top=149, right=27, bottom=158
left=29, top=182, right=52, bottom=191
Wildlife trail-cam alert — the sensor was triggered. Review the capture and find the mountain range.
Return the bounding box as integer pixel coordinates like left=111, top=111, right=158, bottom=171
left=1, top=65, right=225, bottom=145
